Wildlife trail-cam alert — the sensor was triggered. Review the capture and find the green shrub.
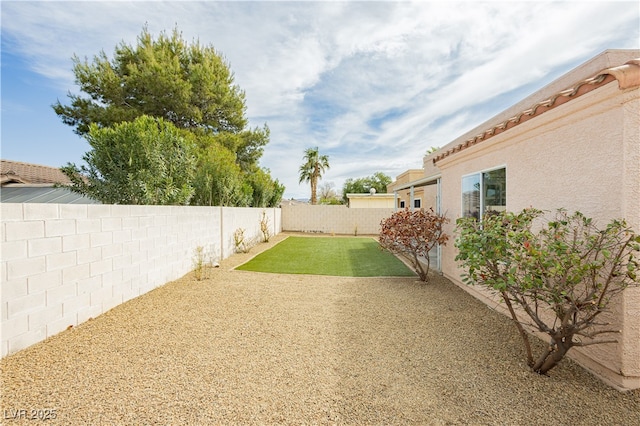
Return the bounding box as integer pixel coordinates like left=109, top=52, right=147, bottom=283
left=455, top=208, right=640, bottom=374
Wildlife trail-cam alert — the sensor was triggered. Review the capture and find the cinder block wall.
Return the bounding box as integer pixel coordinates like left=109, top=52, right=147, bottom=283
left=0, top=204, right=280, bottom=358
left=281, top=204, right=394, bottom=235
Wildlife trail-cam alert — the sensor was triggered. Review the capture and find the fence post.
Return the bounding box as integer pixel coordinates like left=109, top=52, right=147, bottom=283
left=219, top=206, right=224, bottom=260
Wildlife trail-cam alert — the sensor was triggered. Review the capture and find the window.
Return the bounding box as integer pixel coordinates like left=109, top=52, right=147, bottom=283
left=462, top=167, right=506, bottom=220
left=414, top=199, right=421, bottom=209
left=400, top=200, right=405, bottom=208
left=462, top=174, right=480, bottom=219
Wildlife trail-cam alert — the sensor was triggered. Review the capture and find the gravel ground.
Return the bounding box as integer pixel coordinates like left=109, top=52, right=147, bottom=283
left=2, top=234, right=639, bottom=425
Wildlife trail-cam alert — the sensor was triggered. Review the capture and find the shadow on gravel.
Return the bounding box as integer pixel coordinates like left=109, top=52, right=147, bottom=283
left=1, top=235, right=639, bottom=425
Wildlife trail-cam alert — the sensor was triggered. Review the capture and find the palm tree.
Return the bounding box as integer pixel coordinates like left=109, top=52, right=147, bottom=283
left=298, top=147, right=330, bottom=205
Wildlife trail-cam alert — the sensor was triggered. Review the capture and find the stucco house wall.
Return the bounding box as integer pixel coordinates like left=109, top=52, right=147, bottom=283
left=419, top=184, right=438, bottom=212
left=347, top=194, right=395, bottom=208
left=388, top=169, right=427, bottom=208
left=430, top=50, right=640, bottom=390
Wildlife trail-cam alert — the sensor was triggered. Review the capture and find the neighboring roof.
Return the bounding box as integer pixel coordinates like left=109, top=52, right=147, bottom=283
left=432, top=50, right=640, bottom=164
left=1, top=160, right=72, bottom=185
left=0, top=160, right=99, bottom=204
left=389, top=174, right=441, bottom=192
left=388, top=169, right=441, bottom=192
left=1, top=186, right=100, bottom=204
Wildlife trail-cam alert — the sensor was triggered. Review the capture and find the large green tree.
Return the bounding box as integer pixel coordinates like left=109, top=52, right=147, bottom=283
left=54, top=26, right=281, bottom=206
left=298, top=147, right=330, bottom=205
left=61, top=115, right=196, bottom=205
left=53, top=27, right=249, bottom=136
left=341, top=172, right=392, bottom=203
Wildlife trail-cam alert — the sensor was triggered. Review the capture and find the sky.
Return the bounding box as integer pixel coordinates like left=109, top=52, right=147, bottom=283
left=1, top=1, right=639, bottom=200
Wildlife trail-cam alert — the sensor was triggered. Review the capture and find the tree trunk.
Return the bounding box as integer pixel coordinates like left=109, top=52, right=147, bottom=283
left=310, top=178, right=317, bottom=205
left=412, top=253, right=428, bottom=281
left=500, top=291, right=534, bottom=367
left=532, top=339, right=572, bottom=375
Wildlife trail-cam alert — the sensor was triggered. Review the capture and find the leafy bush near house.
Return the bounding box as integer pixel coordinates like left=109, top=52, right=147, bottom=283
left=379, top=208, right=449, bottom=282
left=455, top=208, right=640, bottom=375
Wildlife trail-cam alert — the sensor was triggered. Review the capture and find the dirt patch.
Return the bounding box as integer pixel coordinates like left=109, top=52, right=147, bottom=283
left=2, top=233, right=639, bottom=424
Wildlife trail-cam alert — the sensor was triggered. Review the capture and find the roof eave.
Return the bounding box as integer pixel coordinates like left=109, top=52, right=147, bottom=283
left=432, top=56, right=640, bottom=165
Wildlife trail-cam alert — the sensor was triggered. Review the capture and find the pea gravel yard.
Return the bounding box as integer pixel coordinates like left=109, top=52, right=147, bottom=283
left=1, top=234, right=639, bottom=425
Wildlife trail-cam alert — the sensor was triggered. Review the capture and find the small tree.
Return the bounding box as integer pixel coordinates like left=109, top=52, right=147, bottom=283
left=318, top=182, right=342, bottom=205
left=233, top=228, right=249, bottom=253
left=299, top=147, right=329, bottom=205
left=379, top=208, right=449, bottom=282
left=260, top=210, right=271, bottom=243
left=341, top=172, right=392, bottom=203
left=192, top=246, right=215, bottom=281
left=455, top=209, right=640, bottom=375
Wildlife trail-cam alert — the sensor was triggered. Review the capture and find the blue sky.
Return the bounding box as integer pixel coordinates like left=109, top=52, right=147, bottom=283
left=2, top=1, right=639, bottom=200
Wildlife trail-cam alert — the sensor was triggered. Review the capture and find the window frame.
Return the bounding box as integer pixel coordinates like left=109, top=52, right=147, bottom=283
left=461, top=165, right=507, bottom=221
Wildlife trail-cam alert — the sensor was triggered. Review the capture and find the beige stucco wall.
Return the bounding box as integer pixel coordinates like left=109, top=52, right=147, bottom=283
left=394, top=188, right=425, bottom=209
left=388, top=169, right=439, bottom=210
left=347, top=195, right=395, bottom=208
left=421, top=184, right=438, bottom=212
left=281, top=204, right=394, bottom=235
left=389, top=170, right=425, bottom=188
left=391, top=184, right=439, bottom=211
left=435, top=77, right=640, bottom=389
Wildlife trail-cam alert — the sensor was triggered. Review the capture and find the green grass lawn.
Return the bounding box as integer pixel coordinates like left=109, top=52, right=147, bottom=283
left=236, top=236, right=415, bottom=277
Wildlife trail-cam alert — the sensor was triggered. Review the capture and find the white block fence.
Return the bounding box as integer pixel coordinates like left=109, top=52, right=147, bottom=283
left=0, top=204, right=281, bottom=358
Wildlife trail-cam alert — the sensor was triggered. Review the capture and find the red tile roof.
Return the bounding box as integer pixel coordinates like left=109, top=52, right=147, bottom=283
left=433, top=58, right=640, bottom=164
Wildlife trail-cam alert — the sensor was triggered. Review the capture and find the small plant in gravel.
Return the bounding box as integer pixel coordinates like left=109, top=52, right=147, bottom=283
left=234, top=228, right=250, bottom=253
left=455, top=208, right=640, bottom=375
left=260, top=211, right=271, bottom=243
left=192, top=246, right=215, bottom=281
left=379, top=208, right=449, bottom=282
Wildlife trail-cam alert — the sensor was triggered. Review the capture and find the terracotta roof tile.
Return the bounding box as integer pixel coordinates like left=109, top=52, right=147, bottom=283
left=433, top=58, right=640, bottom=164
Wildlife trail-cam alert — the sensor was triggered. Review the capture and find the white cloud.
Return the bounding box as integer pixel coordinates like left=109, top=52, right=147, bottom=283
left=2, top=1, right=638, bottom=199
